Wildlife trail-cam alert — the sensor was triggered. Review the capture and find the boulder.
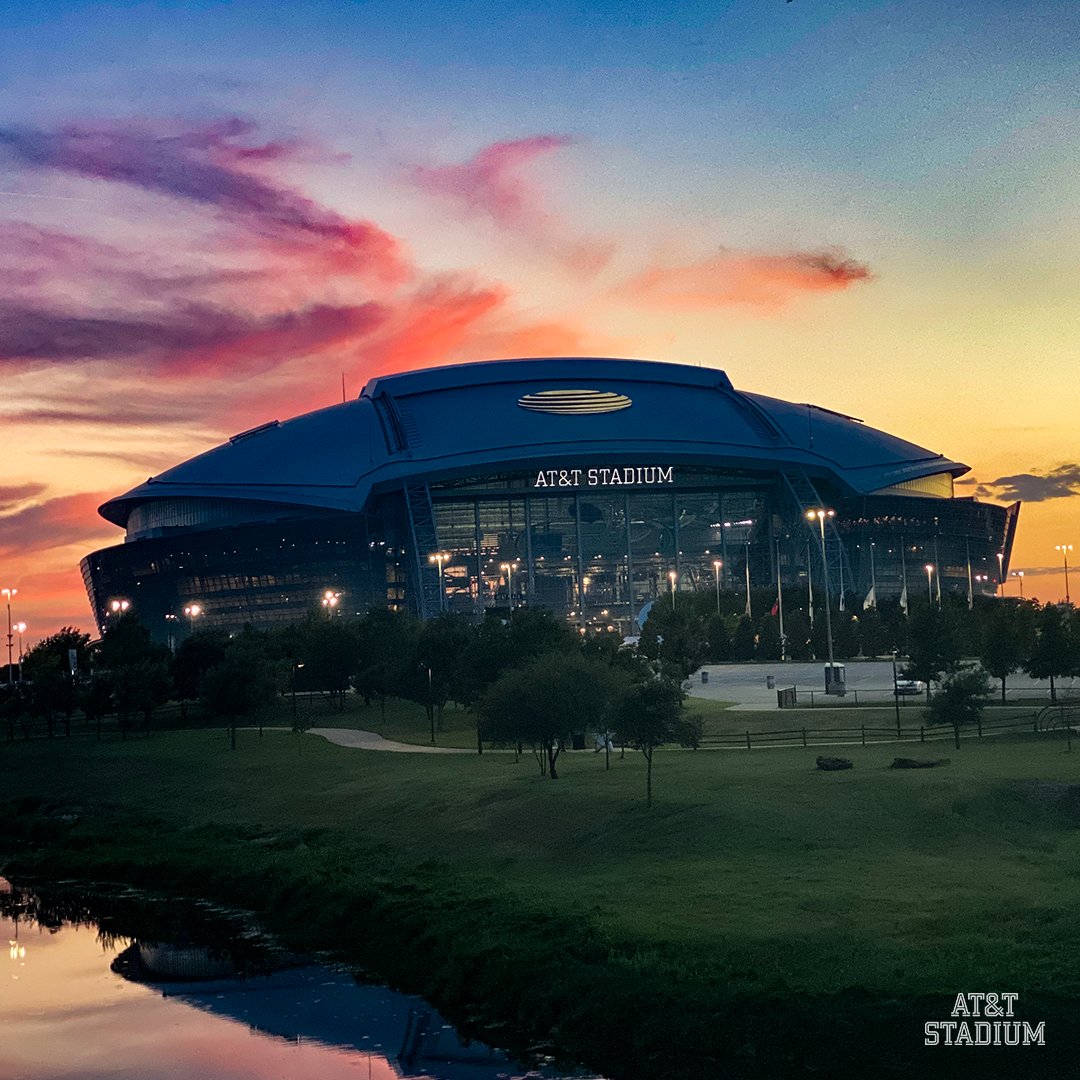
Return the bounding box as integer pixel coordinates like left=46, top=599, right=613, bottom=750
left=816, top=756, right=853, bottom=771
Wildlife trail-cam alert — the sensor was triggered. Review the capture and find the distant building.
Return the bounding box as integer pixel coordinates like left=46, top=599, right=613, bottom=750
left=82, top=357, right=1017, bottom=638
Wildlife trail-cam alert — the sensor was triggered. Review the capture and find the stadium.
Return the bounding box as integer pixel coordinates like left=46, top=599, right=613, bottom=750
left=81, top=357, right=1019, bottom=639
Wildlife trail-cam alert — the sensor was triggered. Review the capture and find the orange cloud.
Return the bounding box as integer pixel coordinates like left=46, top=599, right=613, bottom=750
left=616, top=249, right=872, bottom=311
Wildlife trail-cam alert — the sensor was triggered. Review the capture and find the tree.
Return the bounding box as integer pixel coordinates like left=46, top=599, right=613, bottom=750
left=112, top=658, right=171, bottom=737
left=638, top=606, right=708, bottom=677
left=200, top=637, right=284, bottom=749
left=979, top=602, right=1035, bottom=703
left=297, top=617, right=359, bottom=710
left=1024, top=604, right=1078, bottom=703
left=730, top=616, right=756, bottom=661
left=928, top=668, right=991, bottom=749
left=756, top=615, right=783, bottom=661
left=608, top=677, right=700, bottom=806
left=904, top=605, right=962, bottom=702
left=78, top=675, right=114, bottom=740
left=21, top=628, right=89, bottom=737
left=478, top=653, right=626, bottom=778
left=397, top=614, right=473, bottom=742
left=856, top=607, right=890, bottom=658
left=171, top=629, right=230, bottom=716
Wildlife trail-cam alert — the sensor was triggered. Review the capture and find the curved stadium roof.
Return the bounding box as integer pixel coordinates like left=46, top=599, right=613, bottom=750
left=99, top=357, right=968, bottom=528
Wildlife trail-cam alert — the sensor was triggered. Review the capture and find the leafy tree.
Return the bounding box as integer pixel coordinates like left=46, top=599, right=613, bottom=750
left=705, top=614, right=731, bottom=661
left=608, top=676, right=700, bottom=806
left=478, top=653, right=626, bottom=778
left=730, top=616, right=756, bottom=661
left=171, top=629, right=230, bottom=716
left=904, top=605, right=962, bottom=702
left=756, top=615, right=783, bottom=661
left=856, top=607, right=890, bottom=658
left=354, top=608, right=420, bottom=715
left=928, top=668, right=991, bottom=750
left=782, top=610, right=812, bottom=661
left=638, top=606, right=708, bottom=676
left=201, top=637, right=284, bottom=749
left=979, top=602, right=1035, bottom=703
left=78, top=675, right=114, bottom=740
left=1024, top=604, right=1078, bottom=703
left=112, top=658, right=171, bottom=737
left=399, top=614, right=474, bottom=742
left=21, top=628, right=89, bottom=736
left=297, top=617, right=359, bottom=710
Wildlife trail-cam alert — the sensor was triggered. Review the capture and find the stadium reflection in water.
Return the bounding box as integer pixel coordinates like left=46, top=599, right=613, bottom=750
left=0, top=879, right=599, bottom=1080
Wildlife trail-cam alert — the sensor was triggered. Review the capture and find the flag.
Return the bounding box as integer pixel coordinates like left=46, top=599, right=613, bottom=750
left=839, top=590, right=846, bottom=613
left=770, top=600, right=778, bottom=616
left=863, top=586, right=876, bottom=610
left=899, top=584, right=909, bottom=614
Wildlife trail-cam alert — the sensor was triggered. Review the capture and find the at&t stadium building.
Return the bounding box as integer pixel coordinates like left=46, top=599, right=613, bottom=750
left=81, top=358, right=1018, bottom=638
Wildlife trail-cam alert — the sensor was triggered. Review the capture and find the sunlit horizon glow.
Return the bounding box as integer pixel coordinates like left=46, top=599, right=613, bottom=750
left=1, top=1, right=1077, bottom=641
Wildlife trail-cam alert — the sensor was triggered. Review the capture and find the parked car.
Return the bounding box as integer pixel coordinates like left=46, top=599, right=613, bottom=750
left=894, top=679, right=927, bottom=696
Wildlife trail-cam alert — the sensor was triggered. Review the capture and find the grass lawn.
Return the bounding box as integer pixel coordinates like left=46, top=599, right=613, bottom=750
left=5, top=727, right=1080, bottom=999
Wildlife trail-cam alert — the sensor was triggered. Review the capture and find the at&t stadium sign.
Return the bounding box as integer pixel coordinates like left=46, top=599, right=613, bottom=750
left=533, top=466, right=674, bottom=488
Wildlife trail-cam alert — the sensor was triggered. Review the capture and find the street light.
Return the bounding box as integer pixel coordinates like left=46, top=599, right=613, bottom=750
left=321, top=589, right=341, bottom=616
left=1, top=587, right=16, bottom=686
left=1011, top=570, right=1025, bottom=599
left=164, top=613, right=178, bottom=653
left=108, top=598, right=130, bottom=615
left=712, top=559, right=723, bottom=615
left=183, top=603, right=202, bottom=633
left=500, top=561, right=519, bottom=607
left=428, top=552, right=449, bottom=611
left=924, top=564, right=935, bottom=605
left=13, top=622, right=26, bottom=682
left=996, top=551, right=1004, bottom=596
left=805, top=510, right=837, bottom=692
left=668, top=570, right=677, bottom=611
left=1054, top=544, right=1073, bottom=604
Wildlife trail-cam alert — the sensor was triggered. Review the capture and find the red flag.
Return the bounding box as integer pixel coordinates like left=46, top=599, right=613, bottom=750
left=770, top=601, right=778, bottom=616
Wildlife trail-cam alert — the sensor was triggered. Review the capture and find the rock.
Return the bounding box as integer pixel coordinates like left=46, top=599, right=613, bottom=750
left=816, top=756, right=853, bottom=771
left=890, top=758, right=951, bottom=769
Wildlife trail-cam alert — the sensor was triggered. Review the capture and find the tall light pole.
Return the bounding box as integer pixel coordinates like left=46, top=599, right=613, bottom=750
left=428, top=552, right=449, bottom=612
left=1, top=587, right=16, bottom=686
left=108, top=598, right=130, bottom=615
left=996, top=551, right=1004, bottom=597
left=1012, top=570, right=1025, bottom=599
left=183, top=602, right=202, bottom=634
left=712, top=560, right=723, bottom=615
left=775, top=540, right=786, bottom=661
left=14, top=622, right=26, bottom=682
left=165, top=613, right=178, bottom=653
left=806, top=510, right=836, bottom=691
left=924, top=564, right=935, bottom=606
left=743, top=542, right=752, bottom=618
left=500, top=561, right=519, bottom=607
left=1055, top=544, right=1073, bottom=604
left=668, top=570, right=677, bottom=611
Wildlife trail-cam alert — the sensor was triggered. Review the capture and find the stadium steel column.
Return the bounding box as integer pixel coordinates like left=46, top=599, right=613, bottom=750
left=524, top=498, right=536, bottom=604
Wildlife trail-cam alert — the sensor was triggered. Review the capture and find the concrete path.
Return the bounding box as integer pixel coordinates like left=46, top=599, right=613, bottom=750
left=308, top=727, right=473, bottom=754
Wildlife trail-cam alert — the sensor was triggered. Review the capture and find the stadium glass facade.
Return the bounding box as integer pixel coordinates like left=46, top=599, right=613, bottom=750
left=81, top=358, right=1017, bottom=641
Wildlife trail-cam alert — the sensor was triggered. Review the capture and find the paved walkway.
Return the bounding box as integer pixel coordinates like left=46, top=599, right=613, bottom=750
left=308, top=727, right=473, bottom=754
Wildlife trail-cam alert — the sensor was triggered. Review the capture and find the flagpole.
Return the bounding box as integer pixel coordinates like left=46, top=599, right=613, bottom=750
left=899, top=535, right=909, bottom=615
left=776, top=538, right=786, bottom=661
left=965, top=539, right=973, bottom=610
left=806, top=539, right=814, bottom=626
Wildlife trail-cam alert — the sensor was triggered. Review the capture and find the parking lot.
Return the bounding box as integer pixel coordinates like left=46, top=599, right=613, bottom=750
left=688, top=661, right=1079, bottom=711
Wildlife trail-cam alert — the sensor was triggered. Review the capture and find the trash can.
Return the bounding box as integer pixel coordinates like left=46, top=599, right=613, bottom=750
left=766, top=675, right=775, bottom=690
left=701, top=670, right=709, bottom=684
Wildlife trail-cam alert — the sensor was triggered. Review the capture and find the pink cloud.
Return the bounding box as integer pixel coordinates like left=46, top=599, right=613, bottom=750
left=617, top=249, right=873, bottom=311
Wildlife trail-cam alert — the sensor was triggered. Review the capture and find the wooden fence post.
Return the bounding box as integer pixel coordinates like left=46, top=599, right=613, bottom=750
left=977, top=716, right=982, bottom=737
left=861, top=724, right=866, bottom=746
left=920, top=725, right=925, bottom=742
left=802, top=728, right=807, bottom=747
left=746, top=730, right=751, bottom=751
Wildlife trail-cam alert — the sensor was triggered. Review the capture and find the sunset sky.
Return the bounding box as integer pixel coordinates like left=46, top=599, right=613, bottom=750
left=1, top=0, right=1078, bottom=642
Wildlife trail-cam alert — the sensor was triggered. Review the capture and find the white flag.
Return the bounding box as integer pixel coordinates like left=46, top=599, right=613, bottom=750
left=899, top=584, right=909, bottom=614
left=863, top=586, right=876, bottom=610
